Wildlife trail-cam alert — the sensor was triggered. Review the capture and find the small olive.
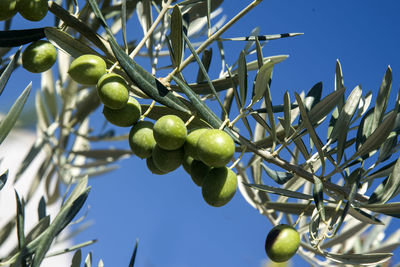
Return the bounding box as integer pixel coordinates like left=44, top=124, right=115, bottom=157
left=153, top=115, right=187, bottom=150
left=97, top=73, right=129, bottom=109
left=202, top=167, right=237, bottom=207
left=22, top=40, right=57, bottom=73
left=190, top=160, right=211, bottom=186
left=184, top=128, right=208, bottom=160
left=265, top=224, right=300, bottom=263
left=103, top=96, right=141, bottom=127
left=197, top=129, right=235, bottom=167
left=17, top=0, right=48, bottom=21
left=0, top=0, right=17, bottom=21
left=146, top=156, right=168, bottom=175
left=152, top=145, right=184, bottom=173
left=68, top=54, right=107, bottom=85
left=129, top=121, right=156, bottom=159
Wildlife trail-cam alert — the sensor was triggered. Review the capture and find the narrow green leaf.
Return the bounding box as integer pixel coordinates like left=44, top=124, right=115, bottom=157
left=325, top=252, right=392, bottom=265
left=35, top=90, right=51, bottom=130
left=70, top=249, right=82, bottom=267
left=0, top=28, right=45, bottom=47
left=255, top=38, right=264, bottom=69
left=41, top=69, right=58, bottom=120
left=260, top=162, right=293, bottom=185
left=307, top=88, right=345, bottom=125
left=0, top=169, right=7, bottom=191
left=0, top=83, right=31, bottom=146
left=372, top=66, right=392, bottom=132
left=46, top=239, right=97, bottom=258
left=295, top=93, right=325, bottom=173
left=238, top=50, right=247, bottom=108
left=283, top=91, right=291, bottom=137
left=354, top=110, right=396, bottom=159
left=369, top=157, right=400, bottom=204
left=70, top=149, right=131, bottom=160
left=196, top=48, right=212, bottom=83
left=304, top=82, right=322, bottom=112
left=171, top=74, right=238, bottom=94
left=245, top=183, right=312, bottom=200
left=264, top=86, right=276, bottom=147
left=128, top=239, right=139, bottom=267
left=335, top=59, right=345, bottom=110
left=220, top=33, right=304, bottom=41
left=85, top=252, right=92, bottom=267
left=37, top=196, right=46, bottom=221
left=15, top=190, right=25, bottom=250
left=171, top=5, right=184, bottom=68
left=0, top=49, right=20, bottom=95
left=250, top=61, right=273, bottom=107
left=45, top=27, right=101, bottom=59
left=329, top=85, right=362, bottom=141
left=313, top=177, right=325, bottom=221
left=121, top=0, right=128, bottom=52
left=361, top=202, right=400, bottom=218
left=87, top=0, right=190, bottom=114
left=356, top=108, right=374, bottom=151
left=366, top=160, right=396, bottom=180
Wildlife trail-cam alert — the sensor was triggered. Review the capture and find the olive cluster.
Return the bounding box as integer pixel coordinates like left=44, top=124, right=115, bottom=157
left=68, top=54, right=142, bottom=127
left=1, top=0, right=48, bottom=22
left=129, top=115, right=238, bottom=207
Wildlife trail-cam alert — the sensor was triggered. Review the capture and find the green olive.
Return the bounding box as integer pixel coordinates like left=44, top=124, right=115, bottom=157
left=190, top=159, right=211, bottom=186
left=0, top=0, right=17, bottom=21
left=97, top=73, right=129, bottom=109
left=197, top=129, right=235, bottom=167
left=265, top=224, right=300, bottom=262
left=152, top=145, right=184, bottom=173
left=153, top=115, right=187, bottom=150
left=146, top=156, right=168, bottom=175
left=103, top=96, right=141, bottom=127
left=22, top=40, right=57, bottom=73
left=202, top=167, right=237, bottom=207
left=17, top=0, right=48, bottom=21
left=182, top=154, right=194, bottom=175
left=129, top=121, right=156, bottom=159
left=68, top=55, right=107, bottom=85
left=184, top=128, right=208, bottom=160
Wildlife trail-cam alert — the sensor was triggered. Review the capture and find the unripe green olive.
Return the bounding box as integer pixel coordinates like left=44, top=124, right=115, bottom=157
left=0, top=0, right=17, bottom=21
left=265, top=224, right=300, bottom=262
left=182, top=154, right=194, bottom=175
left=197, top=129, right=235, bottom=167
left=190, top=159, right=211, bottom=186
left=153, top=115, right=187, bottom=150
left=152, top=145, right=184, bottom=173
left=103, top=96, right=141, bottom=127
left=22, top=40, right=57, bottom=73
left=184, top=128, right=208, bottom=160
left=202, top=167, right=237, bottom=207
left=97, top=73, right=129, bottom=109
left=68, top=55, right=107, bottom=85
left=17, top=0, right=48, bottom=21
left=129, top=121, right=156, bottom=159
left=146, top=156, right=168, bottom=175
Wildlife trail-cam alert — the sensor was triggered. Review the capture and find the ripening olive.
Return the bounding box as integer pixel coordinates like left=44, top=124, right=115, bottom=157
left=146, top=156, right=168, bottom=175
left=17, top=0, right=48, bottom=21
left=103, top=96, right=141, bottom=127
left=153, top=115, right=187, bottom=150
left=22, top=40, right=57, bottom=73
left=0, top=0, right=17, bottom=21
left=265, top=224, right=300, bottom=263
left=202, top=167, right=237, bottom=207
left=197, top=129, right=235, bottom=167
left=97, top=73, right=129, bottom=109
left=68, top=55, right=107, bottom=85
left=152, top=145, right=184, bottom=173
left=129, top=121, right=156, bottom=159
left=190, top=160, right=211, bottom=186
left=184, top=128, right=208, bottom=160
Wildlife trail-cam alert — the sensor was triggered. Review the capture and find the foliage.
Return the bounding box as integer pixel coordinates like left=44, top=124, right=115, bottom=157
left=0, top=0, right=399, bottom=266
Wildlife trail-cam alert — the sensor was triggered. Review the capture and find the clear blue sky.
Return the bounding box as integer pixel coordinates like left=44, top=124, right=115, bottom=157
left=2, top=1, right=400, bottom=266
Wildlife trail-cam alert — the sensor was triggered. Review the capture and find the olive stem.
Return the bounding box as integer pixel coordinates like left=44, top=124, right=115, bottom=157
left=229, top=146, right=246, bottom=169
left=293, top=200, right=313, bottom=228
left=218, top=118, right=230, bottom=130
left=185, top=115, right=196, bottom=127
left=140, top=100, right=156, bottom=121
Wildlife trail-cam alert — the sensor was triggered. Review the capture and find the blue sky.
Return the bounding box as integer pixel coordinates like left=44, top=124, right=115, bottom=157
left=2, top=0, right=400, bottom=266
